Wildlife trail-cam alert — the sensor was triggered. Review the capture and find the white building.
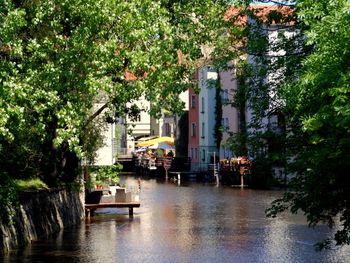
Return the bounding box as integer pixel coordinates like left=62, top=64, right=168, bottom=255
left=93, top=96, right=151, bottom=164
left=113, top=91, right=189, bottom=158
left=93, top=101, right=117, bottom=166
left=150, top=90, right=189, bottom=139
left=198, top=66, right=218, bottom=171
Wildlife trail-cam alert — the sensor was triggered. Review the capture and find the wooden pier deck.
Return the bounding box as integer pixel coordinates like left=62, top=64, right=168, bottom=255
left=85, top=202, right=141, bottom=218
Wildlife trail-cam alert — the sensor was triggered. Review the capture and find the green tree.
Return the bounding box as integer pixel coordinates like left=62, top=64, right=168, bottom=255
left=266, top=0, right=350, bottom=249
left=0, top=0, right=231, bottom=219
left=221, top=2, right=301, bottom=172
left=221, top=0, right=350, bottom=248
left=226, top=0, right=350, bottom=249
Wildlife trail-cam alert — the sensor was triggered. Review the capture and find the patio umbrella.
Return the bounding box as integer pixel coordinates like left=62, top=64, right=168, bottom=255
left=134, top=147, right=147, bottom=153
left=148, top=142, right=174, bottom=150
left=136, top=136, right=174, bottom=147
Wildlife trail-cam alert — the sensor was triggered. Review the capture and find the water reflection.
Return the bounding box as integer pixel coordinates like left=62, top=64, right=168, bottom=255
left=3, top=177, right=350, bottom=263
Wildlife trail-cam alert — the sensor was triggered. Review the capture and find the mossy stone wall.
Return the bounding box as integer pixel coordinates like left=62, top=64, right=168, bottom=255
left=0, top=188, right=84, bottom=253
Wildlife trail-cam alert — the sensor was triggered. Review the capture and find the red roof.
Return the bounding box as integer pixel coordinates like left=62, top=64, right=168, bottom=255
left=124, top=70, right=138, bottom=81
left=225, top=5, right=295, bottom=26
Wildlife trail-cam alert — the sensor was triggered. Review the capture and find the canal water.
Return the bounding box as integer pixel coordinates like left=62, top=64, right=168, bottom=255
left=3, top=176, right=350, bottom=263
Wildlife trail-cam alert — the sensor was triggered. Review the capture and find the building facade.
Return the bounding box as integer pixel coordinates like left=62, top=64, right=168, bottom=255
left=188, top=83, right=200, bottom=170
left=219, top=65, right=239, bottom=160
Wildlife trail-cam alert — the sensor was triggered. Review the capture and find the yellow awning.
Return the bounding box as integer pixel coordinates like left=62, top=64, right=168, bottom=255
left=136, top=136, right=175, bottom=147
left=138, top=135, right=158, bottom=141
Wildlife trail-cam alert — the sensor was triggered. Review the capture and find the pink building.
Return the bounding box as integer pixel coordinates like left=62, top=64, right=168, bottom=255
left=219, top=66, right=239, bottom=159
left=188, top=66, right=240, bottom=171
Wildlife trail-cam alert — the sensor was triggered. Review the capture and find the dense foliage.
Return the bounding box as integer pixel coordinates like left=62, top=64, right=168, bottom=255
left=0, top=0, right=229, bottom=219
left=266, top=0, right=350, bottom=249
left=2, top=0, right=350, bottom=250
left=223, top=2, right=303, bottom=177
left=222, top=0, right=350, bottom=248
left=214, top=70, right=223, bottom=149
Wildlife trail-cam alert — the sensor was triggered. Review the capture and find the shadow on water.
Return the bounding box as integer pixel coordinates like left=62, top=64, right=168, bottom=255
left=3, top=175, right=350, bottom=263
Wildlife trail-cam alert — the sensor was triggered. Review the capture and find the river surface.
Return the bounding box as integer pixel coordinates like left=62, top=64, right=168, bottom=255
left=3, top=176, right=350, bottom=263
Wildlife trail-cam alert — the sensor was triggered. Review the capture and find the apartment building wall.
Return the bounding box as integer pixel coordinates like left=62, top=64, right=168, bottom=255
left=124, top=98, right=151, bottom=155
left=93, top=102, right=117, bottom=165
left=188, top=87, right=200, bottom=170
left=219, top=67, right=239, bottom=159
left=198, top=66, right=218, bottom=171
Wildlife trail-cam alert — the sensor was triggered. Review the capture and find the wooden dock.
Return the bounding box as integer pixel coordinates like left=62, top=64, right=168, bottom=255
left=85, top=202, right=141, bottom=218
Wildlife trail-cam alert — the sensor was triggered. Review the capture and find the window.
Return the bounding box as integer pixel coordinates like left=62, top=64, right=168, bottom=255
left=191, top=95, right=196, bottom=108
left=201, top=97, right=205, bottom=113
left=190, top=148, right=194, bottom=159
left=221, top=89, right=229, bottom=103
left=277, top=114, right=285, bottom=129
left=191, top=122, right=196, bottom=137
left=222, top=147, right=229, bottom=159
left=201, top=122, right=205, bottom=138
left=222, top=118, right=229, bottom=128
left=129, top=113, right=141, bottom=122
left=202, top=149, right=206, bottom=162
left=165, top=123, right=171, bottom=137
left=194, top=148, right=198, bottom=160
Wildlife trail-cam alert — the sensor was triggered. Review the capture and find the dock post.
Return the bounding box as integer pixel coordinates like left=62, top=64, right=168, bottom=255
left=177, top=172, right=181, bottom=186
left=86, top=208, right=91, bottom=220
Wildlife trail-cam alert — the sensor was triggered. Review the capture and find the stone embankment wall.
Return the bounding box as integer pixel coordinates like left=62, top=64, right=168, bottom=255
left=0, top=188, right=84, bottom=253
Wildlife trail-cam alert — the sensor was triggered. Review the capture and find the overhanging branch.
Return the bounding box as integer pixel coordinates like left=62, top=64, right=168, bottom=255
left=84, top=102, right=109, bottom=128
